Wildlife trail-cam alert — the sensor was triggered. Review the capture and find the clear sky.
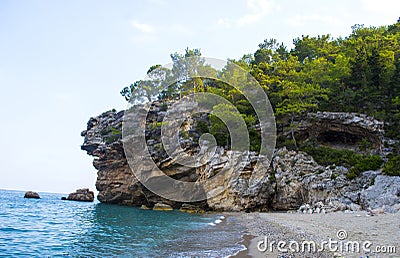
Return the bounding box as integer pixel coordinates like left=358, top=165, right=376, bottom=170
left=0, top=0, right=399, bottom=194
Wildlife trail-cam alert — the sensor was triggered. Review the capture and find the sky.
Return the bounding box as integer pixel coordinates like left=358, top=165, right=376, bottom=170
left=0, top=0, right=399, bottom=194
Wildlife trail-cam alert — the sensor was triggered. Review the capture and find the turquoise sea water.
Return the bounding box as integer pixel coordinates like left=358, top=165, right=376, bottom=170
left=0, top=190, right=245, bottom=257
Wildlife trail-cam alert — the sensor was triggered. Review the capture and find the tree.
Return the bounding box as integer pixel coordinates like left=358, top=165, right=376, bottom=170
left=292, top=34, right=339, bottom=63
left=272, top=55, right=329, bottom=146
left=168, top=48, right=219, bottom=97
left=120, top=19, right=400, bottom=144
left=120, top=64, right=170, bottom=103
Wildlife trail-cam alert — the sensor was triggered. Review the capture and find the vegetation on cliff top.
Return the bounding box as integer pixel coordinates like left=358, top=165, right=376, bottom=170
left=120, top=20, right=400, bottom=176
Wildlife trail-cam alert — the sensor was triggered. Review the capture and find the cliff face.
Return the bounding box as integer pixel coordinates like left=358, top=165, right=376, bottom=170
left=81, top=107, right=400, bottom=213
left=81, top=110, right=160, bottom=207
left=296, top=112, right=385, bottom=152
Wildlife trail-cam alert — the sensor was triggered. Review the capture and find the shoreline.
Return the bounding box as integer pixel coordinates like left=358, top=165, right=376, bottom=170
left=227, top=211, right=400, bottom=258
left=231, top=233, right=254, bottom=258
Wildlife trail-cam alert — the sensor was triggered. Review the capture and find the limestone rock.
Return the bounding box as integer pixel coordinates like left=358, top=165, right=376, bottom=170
left=24, top=191, right=40, bottom=199
left=179, top=204, right=205, bottom=213
left=81, top=108, right=190, bottom=208
left=81, top=106, right=400, bottom=213
left=66, top=188, right=94, bottom=202
left=80, top=105, right=275, bottom=211
left=296, top=112, right=384, bottom=152
left=361, top=175, right=400, bottom=213
left=153, top=203, right=173, bottom=211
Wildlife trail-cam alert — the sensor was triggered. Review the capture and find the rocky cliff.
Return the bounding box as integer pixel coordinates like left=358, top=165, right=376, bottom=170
left=81, top=106, right=400, bottom=213
left=296, top=112, right=385, bottom=152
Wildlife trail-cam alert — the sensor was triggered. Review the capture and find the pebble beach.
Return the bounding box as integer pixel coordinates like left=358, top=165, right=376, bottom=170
left=231, top=211, right=400, bottom=258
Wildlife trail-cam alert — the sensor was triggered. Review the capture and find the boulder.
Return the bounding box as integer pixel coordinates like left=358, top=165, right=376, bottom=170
left=153, top=203, right=173, bottom=211
left=361, top=175, right=400, bottom=213
left=179, top=204, right=205, bottom=213
left=24, top=191, right=40, bottom=199
left=66, top=188, right=94, bottom=202
left=140, top=205, right=150, bottom=210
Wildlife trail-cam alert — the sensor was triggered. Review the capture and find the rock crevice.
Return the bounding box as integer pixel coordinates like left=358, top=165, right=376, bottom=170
left=296, top=112, right=385, bottom=152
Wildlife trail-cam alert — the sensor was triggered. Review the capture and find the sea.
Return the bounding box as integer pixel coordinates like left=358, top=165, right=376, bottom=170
left=0, top=189, right=246, bottom=257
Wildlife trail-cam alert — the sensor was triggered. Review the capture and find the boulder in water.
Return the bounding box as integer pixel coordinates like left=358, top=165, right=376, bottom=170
left=66, top=188, right=94, bottom=202
left=179, top=204, right=205, bottom=213
left=24, top=191, right=40, bottom=199
left=153, top=203, right=173, bottom=211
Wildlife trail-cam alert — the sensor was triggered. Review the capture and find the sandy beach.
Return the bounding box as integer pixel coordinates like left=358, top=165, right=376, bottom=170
left=231, top=211, right=400, bottom=258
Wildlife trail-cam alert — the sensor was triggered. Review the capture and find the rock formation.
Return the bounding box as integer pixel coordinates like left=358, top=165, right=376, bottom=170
left=65, top=188, right=94, bottom=202
left=81, top=107, right=400, bottom=213
left=153, top=203, right=173, bottom=211
left=179, top=204, right=205, bottom=213
left=360, top=175, right=400, bottom=213
left=24, top=191, right=40, bottom=199
left=296, top=112, right=385, bottom=152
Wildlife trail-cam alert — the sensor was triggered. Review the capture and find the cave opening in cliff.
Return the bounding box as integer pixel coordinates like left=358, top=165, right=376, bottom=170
left=317, top=130, right=362, bottom=149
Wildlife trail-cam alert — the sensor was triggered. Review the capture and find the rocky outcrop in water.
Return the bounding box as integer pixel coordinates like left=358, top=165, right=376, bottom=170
left=24, top=191, right=40, bottom=199
left=179, top=204, right=206, bottom=213
left=65, top=188, right=95, bottom=202
left=81, top=107, right=400, bottom=213
left=153, top=203, right=173, bottom=211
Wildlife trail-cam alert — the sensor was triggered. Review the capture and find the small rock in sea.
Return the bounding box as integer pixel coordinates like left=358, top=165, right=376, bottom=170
left=153, top=203, right=173, bottom=211
left=61, top=197, right=67, bottom=200
left=65, top=188, right=94, bottom=202
left=24, top=191, right=40, bottom=199
left=140, top=205, right=150, bottom=210
left=179, top=204, right=205, bottom=213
